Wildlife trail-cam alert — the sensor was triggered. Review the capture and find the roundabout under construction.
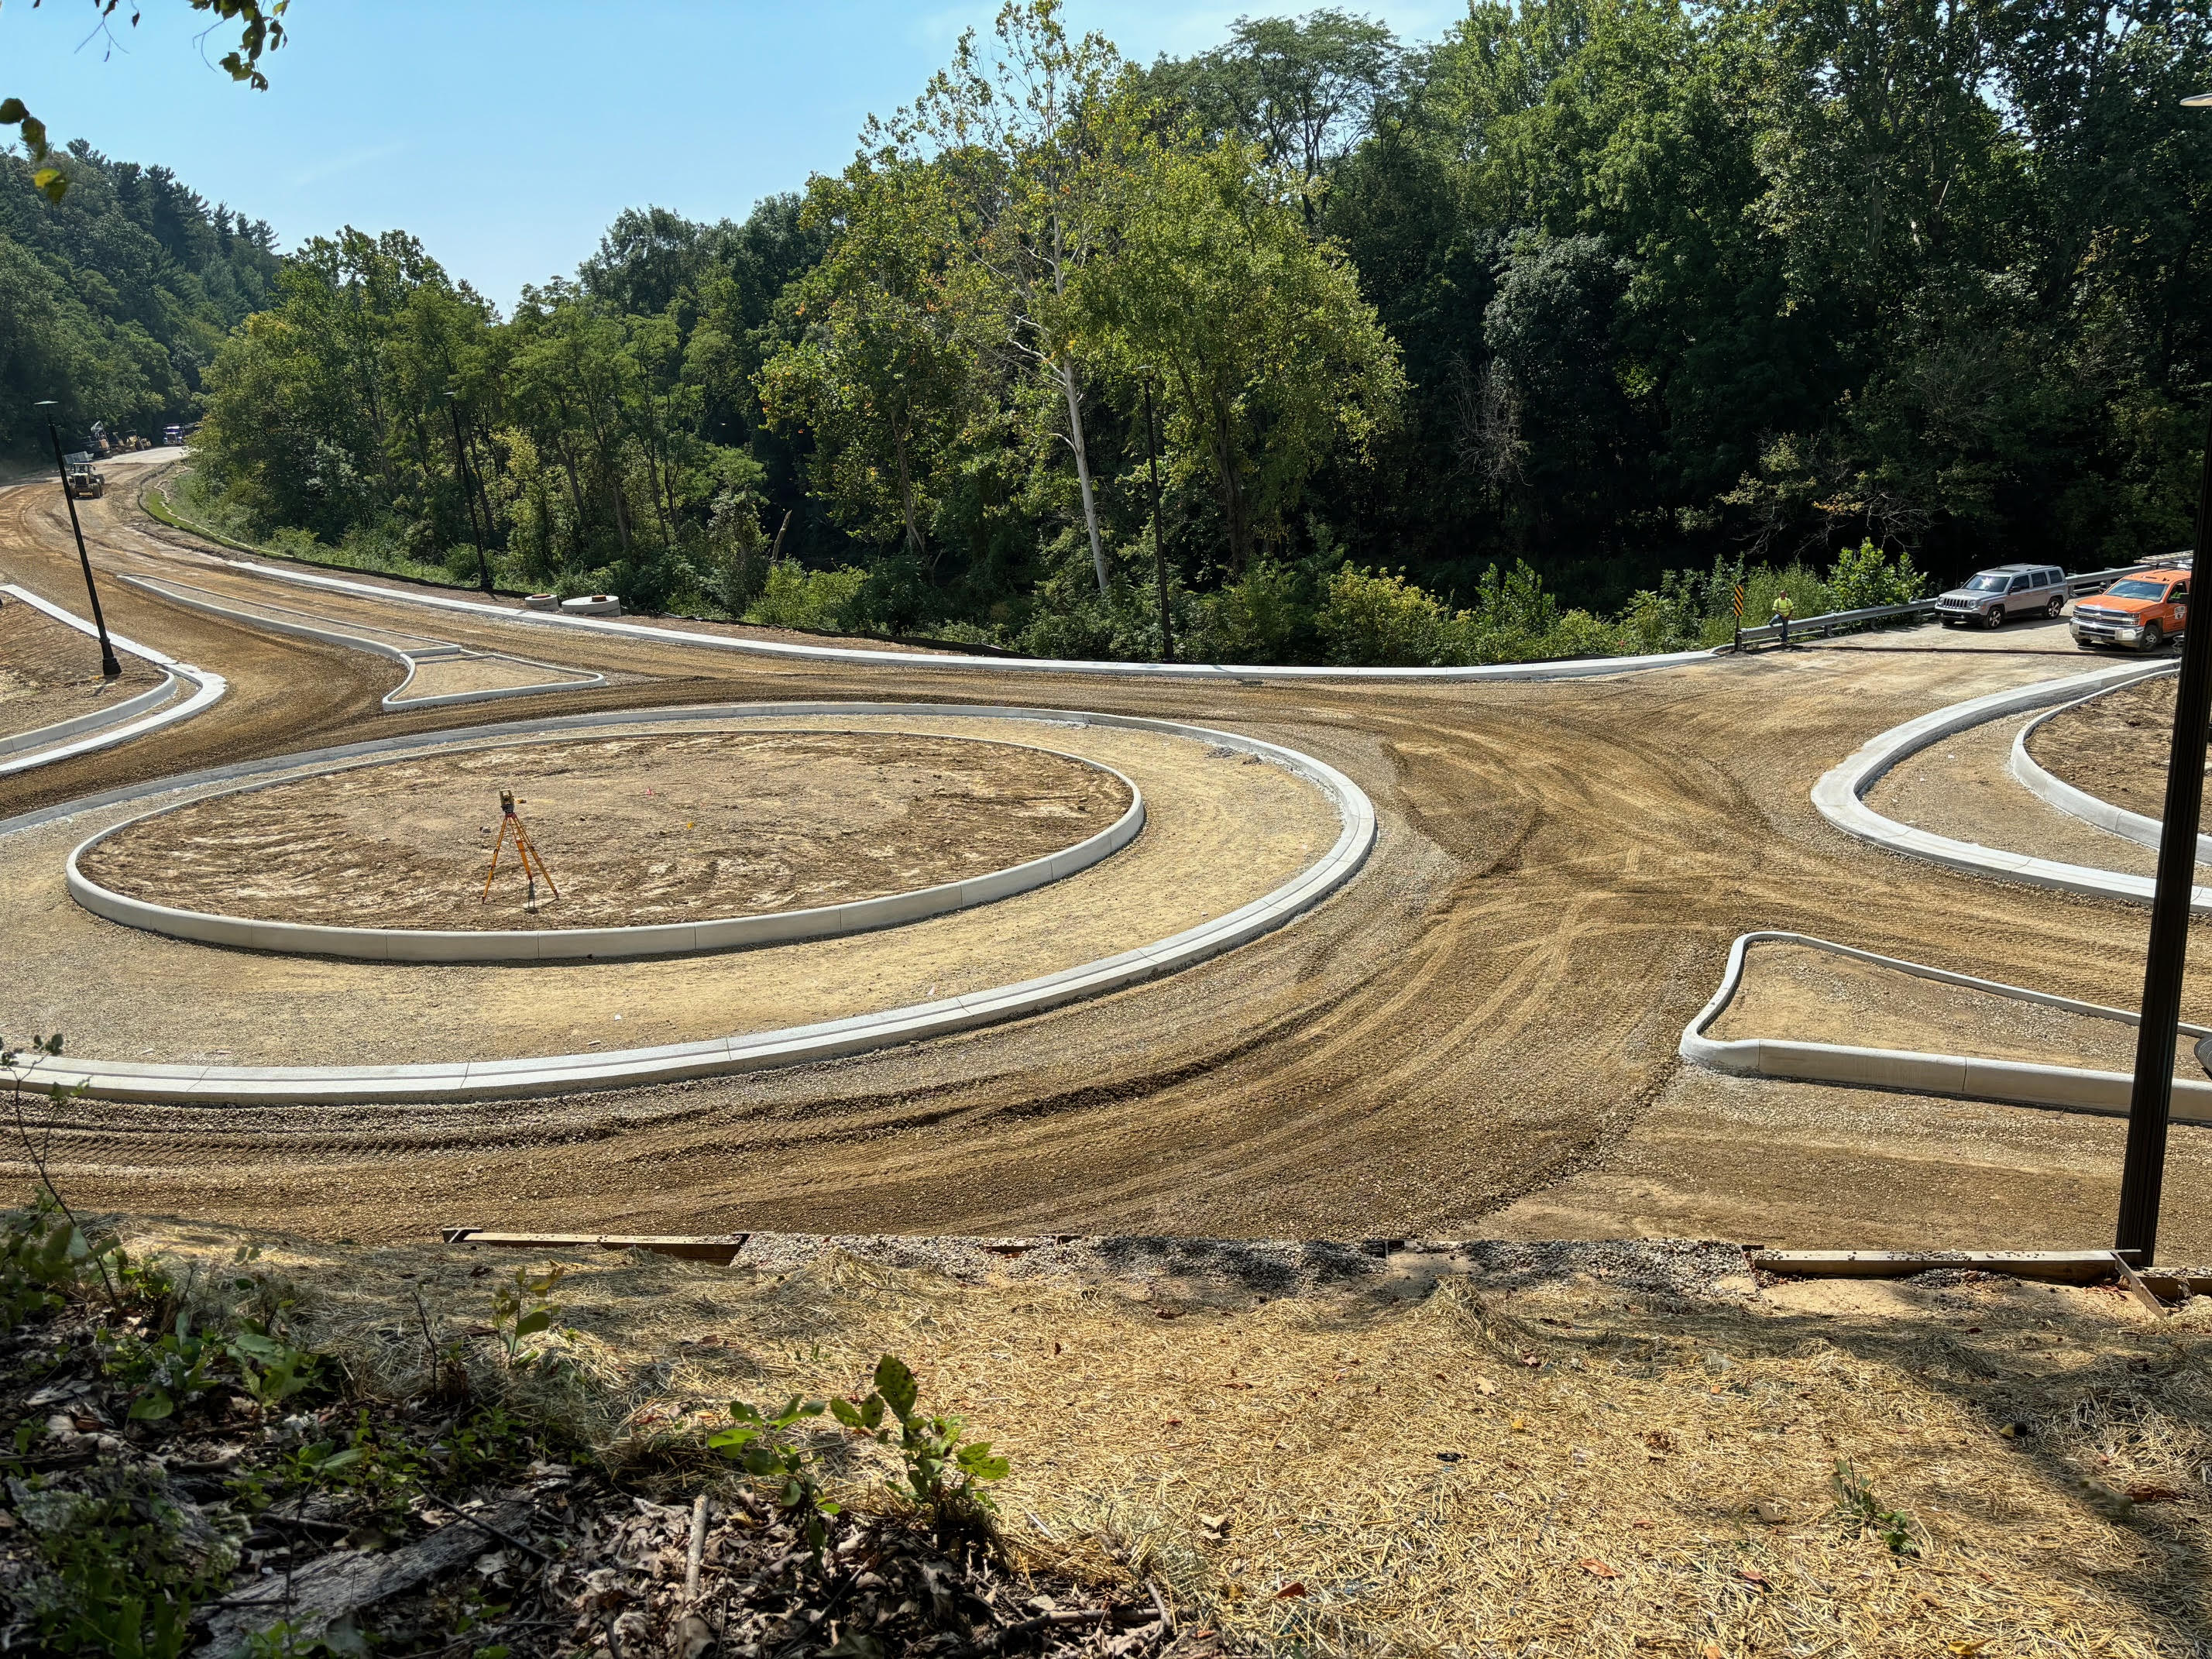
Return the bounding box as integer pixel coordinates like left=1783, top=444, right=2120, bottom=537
left=5, top=462, right=2212, bottom=1256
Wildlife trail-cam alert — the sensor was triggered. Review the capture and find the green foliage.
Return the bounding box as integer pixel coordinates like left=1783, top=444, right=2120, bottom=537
left=11, top=1461, right=245, bottom=1657
left=1831, top=1458, right=1920, bottom=1556
left=487, top=1263, right=572, bottom=1372
left=1825, top=538, right=1929, bottom=613
left=1316, top=565, right=1463, bottom=666
left=830, top=1354, right=1011, bottom=1520
left=0, top=1192, right=99, bottom=1329
left=744, top=560, right=870, bottom=631
left=709, top=1395, right=841, bottom=1557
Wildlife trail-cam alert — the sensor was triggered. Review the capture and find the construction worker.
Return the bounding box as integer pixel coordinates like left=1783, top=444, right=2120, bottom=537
left=1771, top=591, right=1794, bottom=648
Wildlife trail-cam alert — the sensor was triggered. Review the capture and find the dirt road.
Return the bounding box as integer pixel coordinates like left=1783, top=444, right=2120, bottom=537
left=5, top=473, right=2210, bottom=1254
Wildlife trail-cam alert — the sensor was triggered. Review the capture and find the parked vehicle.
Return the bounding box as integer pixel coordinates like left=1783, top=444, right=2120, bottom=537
left=162, top=424, right=184, bottom=446
left=1933, top=563, right=2069, bottom=627
left=2073, top=568, right=2190, bottom=652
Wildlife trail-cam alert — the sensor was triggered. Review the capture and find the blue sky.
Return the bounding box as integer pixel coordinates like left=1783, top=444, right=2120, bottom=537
left=9, top=1, right=1462, bottom=311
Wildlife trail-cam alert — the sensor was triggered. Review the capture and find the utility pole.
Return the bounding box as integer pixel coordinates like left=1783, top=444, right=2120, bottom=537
left=2117, top=88, right=2212, bottom=1269
left=33, top=400, right=121, bottom=679
left=446, top=391, right=493, bottom=595
left=1142, top=372, right=1173, bottom=664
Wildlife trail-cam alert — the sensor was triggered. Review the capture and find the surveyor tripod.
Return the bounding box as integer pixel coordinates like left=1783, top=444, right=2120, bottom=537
left=481, top=790, right=560, bottom=908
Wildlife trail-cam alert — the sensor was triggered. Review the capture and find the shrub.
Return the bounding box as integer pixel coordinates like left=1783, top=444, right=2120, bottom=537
left=745, top=561, right=869, bottom=631
left=1190, top=555, right=1311, bottom=664
left=1826, top=538, right=1929, bottom=612
left=1317, top=565, right=1464, bottom=666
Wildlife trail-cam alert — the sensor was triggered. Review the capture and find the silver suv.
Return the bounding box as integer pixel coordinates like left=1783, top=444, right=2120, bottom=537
left=1933, top=563, right=2068, bottom=627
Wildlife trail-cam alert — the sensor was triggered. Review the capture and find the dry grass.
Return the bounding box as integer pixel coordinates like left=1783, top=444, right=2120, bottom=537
left=123, top=1218, right=2212, bottom=1657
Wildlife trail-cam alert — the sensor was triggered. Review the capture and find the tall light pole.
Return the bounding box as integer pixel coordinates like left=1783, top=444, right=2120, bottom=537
left=2115, top=90, right=2212, bottom=1266
left=1140, top=370, right=1174, bottom=664
left=33, top=400, right=122, bottom=679
left=445, top=390, right=493, bottom=596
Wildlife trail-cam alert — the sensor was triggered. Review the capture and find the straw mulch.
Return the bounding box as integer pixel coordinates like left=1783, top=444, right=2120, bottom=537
left=129, top=1219, right=2212, bottom=1658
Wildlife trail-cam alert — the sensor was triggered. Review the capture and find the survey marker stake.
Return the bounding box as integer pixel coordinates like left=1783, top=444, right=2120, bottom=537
left=481, top=790, right=559, bottom=909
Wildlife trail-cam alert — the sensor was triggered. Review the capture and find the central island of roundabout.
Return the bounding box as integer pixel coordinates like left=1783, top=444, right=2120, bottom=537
left=5, top=702, right=1372, bottom=1102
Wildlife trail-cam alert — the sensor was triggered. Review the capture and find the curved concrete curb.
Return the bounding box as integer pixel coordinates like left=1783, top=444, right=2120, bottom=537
left=1680, top=930, right=2212, bottom=1122
left=66, top=741, right=1145, bottom=963
left=2005, top=668, right=2212, bottom=864
left=0, top=584, right=226, bottom=777
left=6, top=701, right=1374, bottom=1103
left=1807, top=659, right=2207, bottom=908
left=187, top=550, right=1722, bottom=683
left=118, top=572, right=605, bottom=710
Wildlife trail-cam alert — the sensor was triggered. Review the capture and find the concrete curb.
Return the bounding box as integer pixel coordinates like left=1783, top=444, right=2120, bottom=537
left=1806, top=658, right=2205, bottom=908
left=1679, top=929, right=2212, bottom=1122
left=8, top=702, right=1374, bottom=1103
left=2005, top=668, right=2212, bottom=863
left=0, top=584, right=226, bottom=777
left=188, top=550, right=1723, bottom=683
left=65, top=738, right=1146, bottom=963
left=118, top=572, right=606, bottom=711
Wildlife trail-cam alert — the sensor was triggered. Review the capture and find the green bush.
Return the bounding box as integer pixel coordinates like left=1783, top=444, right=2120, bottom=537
left=745, top=561, right=869, bottom=631
left=1825, top=538, right=1929, bottom=612
left=1190, top=555, right=1311, bottom=663
left=1317, top=565, right=1465, bottom=666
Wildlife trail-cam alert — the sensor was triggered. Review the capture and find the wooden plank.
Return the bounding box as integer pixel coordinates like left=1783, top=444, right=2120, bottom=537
left=439, top=1228, right=747, bottom=1265
left=1754, top=1249, right=2210, bottom=1299
left=2109, top=1252, right=2175, bottom=1317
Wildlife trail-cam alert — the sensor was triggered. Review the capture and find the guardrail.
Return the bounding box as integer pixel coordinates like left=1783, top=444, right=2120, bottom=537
left=1731, top=553, right=2191, bottom=647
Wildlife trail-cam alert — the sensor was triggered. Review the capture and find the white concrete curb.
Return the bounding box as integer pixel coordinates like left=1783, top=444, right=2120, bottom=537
left=2004, top=668, right=2212, bottom=863
left=0, top=584, right=226, bottom=777
left=7, top=702, right=1375, bottom=1103
left=118, top=572, right=605, bottom=711
left=1679, top=930, right=2212, bottom=1122
left=184, top=550, right=1722, bottom=683
left=65, top=740, right=1146, bottom=963
left=1807, top=658, right=2207, bottom=908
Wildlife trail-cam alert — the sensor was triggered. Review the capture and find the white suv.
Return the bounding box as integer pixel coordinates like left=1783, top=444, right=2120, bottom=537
left=1933, top=564, right=2068, bottom=627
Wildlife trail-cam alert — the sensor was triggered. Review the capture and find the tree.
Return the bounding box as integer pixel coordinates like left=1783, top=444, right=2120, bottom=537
left=5, top=0, right=288, bottom=201
left=1154, top=9, right=1401, bottom=218
left=882, top=0, right=1138, bottom=594
left=757, top=160, right=984, bottom=565
left=1074, top=136, right=1405, bottom=568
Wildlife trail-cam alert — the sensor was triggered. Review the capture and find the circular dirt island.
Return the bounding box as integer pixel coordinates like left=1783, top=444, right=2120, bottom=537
left=75, top=729, right=1134, bottom=935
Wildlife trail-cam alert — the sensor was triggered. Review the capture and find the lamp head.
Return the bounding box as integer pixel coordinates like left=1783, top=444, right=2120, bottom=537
left=32, top=400, right=56, bottom=409
left=2186, top=91, right=2212, bottom=106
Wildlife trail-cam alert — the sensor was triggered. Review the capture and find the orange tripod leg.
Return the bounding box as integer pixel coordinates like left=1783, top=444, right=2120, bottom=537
left=480, top=817, right=515, bottom=902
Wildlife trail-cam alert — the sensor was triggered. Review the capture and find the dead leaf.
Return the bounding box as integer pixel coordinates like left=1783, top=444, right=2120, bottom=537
left=1703, top=1646, right=1724, bottom=1659
left=1275, top=1582, right=1307, bottom=1599
left=1579, top=1557, right=1622, bottom=1579
left=2128, top=1485, right=2183, bottom=1505
left=1946, top=1643, right=1988, bottom=1657
left=1736, top=1568, right=1770, bottom=1590
left=1197, top=1512, right=1230, bottom=1542
left=1475, top=1377, right=1498, bottom=1396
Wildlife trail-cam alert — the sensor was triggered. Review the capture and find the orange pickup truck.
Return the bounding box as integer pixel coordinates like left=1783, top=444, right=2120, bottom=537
left=2071, top=568, right=2190, bottom=652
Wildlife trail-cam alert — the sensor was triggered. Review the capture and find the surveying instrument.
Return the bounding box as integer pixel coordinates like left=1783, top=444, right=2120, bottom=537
left=481, top=790, right=559, bottom=910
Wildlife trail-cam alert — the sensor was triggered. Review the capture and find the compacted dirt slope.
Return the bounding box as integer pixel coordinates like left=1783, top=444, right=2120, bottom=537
left=5, top=476, right=2211, bottom=1252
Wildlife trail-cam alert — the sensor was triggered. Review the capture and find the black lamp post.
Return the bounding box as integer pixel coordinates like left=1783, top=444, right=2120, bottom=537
left=445, top=390, right=493, bottom=596
left=2115, top=91, right=2212, bottom=1267
left=1140, top=370, right=1174, bottom=664
left=33, top=400, right=122, bottom=679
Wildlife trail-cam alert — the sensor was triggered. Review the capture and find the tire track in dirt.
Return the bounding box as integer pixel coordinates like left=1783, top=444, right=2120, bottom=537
left=9, top=483, right=2212, bottom=1245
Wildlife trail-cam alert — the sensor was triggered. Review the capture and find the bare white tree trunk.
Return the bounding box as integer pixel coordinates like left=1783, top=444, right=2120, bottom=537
left=1059, top=358, right=1108, bottom=596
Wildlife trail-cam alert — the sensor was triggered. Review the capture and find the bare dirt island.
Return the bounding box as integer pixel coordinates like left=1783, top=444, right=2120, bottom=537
left=77, top=728, right=1132, bottom=929
left=0, top=589, right=163, bottom=741
left=2026, top=669, right=2209, bottom=816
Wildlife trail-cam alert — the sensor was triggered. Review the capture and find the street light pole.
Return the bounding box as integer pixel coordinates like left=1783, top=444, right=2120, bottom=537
left=2114, top=90, right=2212, bottom=1269
left=33, top=400, right=122, bottom=679
left=1142, top=372, right=1173, bottom=664
left=445, top=392, right=493, bottom=596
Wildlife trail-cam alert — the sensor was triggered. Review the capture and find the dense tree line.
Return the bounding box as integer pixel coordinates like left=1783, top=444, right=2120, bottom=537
left=159, top=0, right=2212, bottom=661
left=0, top=140, right=278, bottom=455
